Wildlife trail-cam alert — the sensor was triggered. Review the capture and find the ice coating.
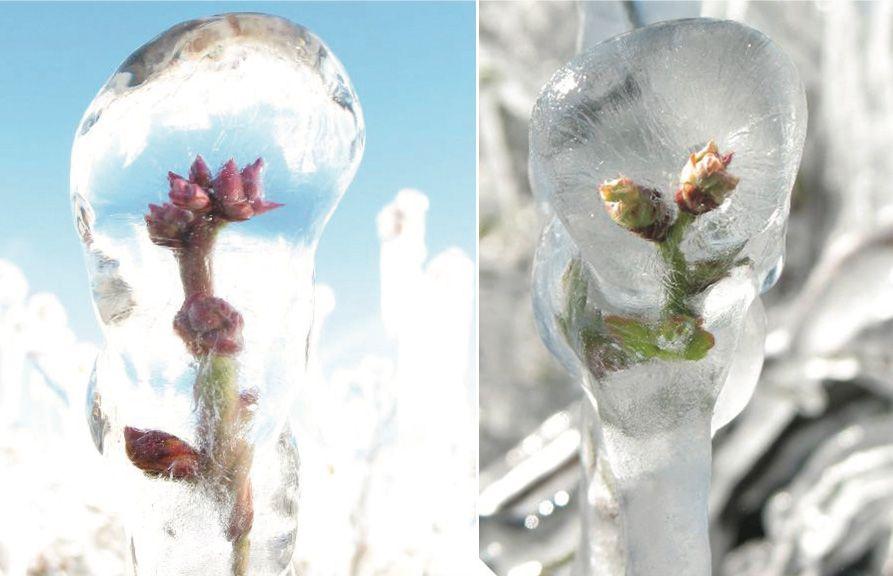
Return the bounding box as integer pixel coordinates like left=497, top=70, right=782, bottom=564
left=531, top=218, right=583, bottom=380
left=71, top=11, right=363, bottom=450
left=531, top=217, right=766, bottom=435
left=528, top=18, right=806, bottom=576
left=69, top=13, right=363, bottom=576
left=530, top=18, right=807, bottom=308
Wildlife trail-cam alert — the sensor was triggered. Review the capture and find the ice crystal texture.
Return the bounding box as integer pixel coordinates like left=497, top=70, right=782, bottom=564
left=530, top=18, right=807, bottom=306
left=529, top=18, right=806, bottom=576
left=70, top=13, right=363, bottom=575
left=482, top=2, right=893, bottom=575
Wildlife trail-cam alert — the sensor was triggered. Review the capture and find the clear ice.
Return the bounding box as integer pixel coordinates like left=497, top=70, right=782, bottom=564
left=70, top=13, right=363, bottom=575
left=529, top=18, right=806, bottom=576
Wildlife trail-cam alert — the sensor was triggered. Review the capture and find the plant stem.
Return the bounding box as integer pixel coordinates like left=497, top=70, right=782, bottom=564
left=178, top=240, right=254, bottom=576
left=658, top=212, right=694, bottom=317
left=194, top=353, right=254, bottom=576
left=176, top=220, right=222, bottom=297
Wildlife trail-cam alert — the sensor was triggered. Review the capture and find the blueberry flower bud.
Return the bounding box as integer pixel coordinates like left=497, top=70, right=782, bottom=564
left=675, top=140, right=739, bottom=214
left=168, top=172, right=212, bottom=212
left=241, top=158, right=283, bottom=216
left=145, top=203, right=195, bottom=248
left=599, top=177, right=670, bottom=241
left=124, top=426, right=200, bottom=480
left=212, top=159, right=251, bottom=221
left=173, top=294, right=244, bottom=356
left=189, top=155, right=212, bottom=188
left=211, top=158, right=283, bottom=221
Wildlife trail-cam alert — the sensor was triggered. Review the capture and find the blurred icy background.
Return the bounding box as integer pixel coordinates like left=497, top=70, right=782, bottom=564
left=480, top=1, right=893, bottom=575
left=0, top=3, right=475, bottom=575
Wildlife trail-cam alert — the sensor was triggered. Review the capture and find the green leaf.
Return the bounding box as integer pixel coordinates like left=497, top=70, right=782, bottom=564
left=604, top=315, right=661, bottom=359
left=682, top=326, right=715, bottom=360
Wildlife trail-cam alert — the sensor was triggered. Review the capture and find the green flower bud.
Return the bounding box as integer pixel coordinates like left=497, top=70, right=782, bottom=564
left=599, top=177, right=671, bottom=241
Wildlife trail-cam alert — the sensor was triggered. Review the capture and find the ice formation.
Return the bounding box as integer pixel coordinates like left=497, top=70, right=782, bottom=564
left=529, top=18, right=806, bottom=575
left=70, top=13, right=363, bottom=575
left=3, top=185, right=473, bottom=575
left=481, top=2, right=893, bottom=575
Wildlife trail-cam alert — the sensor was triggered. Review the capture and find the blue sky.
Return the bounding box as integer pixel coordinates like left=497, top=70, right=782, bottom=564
left=0, top=2, right=476, bottom=364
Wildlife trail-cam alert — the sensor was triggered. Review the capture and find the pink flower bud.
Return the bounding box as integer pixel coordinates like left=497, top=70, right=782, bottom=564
left=173, top=294, right=244, bottom=356
left=124, top=426, right=200, bottom=480
left=189, top=155, right=212, bottom=188
left=212, top=159, right=252, bottom=221
left=241, top=158, right=264, bottom=203
left=209, top=158, right=283, bottom=221
left=168, top=172, right=211, bottom=212
left=145, top=203, right=195, bottom=248
left=675, top=140, right=740, bottom=215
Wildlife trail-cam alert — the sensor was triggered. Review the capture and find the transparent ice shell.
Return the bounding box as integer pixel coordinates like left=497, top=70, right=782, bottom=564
left=529, top=20, right=806, bottom=574
left=530, top=18, right=807, bottom=310
left=531, top=217, right=765, bottom=435
left=70, top=13, right=363, bottom=575
left=71, top=12, right=363, bottom=451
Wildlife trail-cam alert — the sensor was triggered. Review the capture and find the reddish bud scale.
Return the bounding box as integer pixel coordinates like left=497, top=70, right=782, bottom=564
left=675, top=140, right=739, bottom=215
left=145, top=203, right=195, bottom=248
left=173, top=294, right=244, bottom=357
left=168, top=172, right=212, bottom=213
left=124, top=427, right=200, bottom=480
left=212, top=157, right=283, bottom=221
left=189, top=155, right=212, bottom=188
left=631, top=187, right=672, bottom=242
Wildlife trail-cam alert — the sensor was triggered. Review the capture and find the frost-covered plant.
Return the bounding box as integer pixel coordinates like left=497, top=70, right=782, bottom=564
left=529, top=19, right=807, bottom=575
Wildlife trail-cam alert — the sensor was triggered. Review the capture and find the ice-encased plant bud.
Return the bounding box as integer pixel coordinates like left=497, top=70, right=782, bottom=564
left=598, top=177, right=671, bottom=241
left=70, top=14, right=363, bottom=576
left=529, top=19, right=806, bottom=576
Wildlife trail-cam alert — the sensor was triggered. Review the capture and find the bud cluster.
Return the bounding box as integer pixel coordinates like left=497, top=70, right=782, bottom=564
left=145, top=156, right=283, bottom=249
left=598, top=140, right=739, bottom=237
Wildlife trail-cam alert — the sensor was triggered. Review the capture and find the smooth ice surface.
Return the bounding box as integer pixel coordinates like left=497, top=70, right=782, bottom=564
left=530, top=18, right=807, bottom=309
left=710, top=296, right=765, bottom=433
left=531, top=218, right=584, bottom=380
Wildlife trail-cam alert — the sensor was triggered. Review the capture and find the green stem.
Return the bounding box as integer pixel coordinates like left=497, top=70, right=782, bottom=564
left=658, top=211, right=694, bottom=317
left=180, top=223, right=253, bottom=576
left=195, top=354, right=254, bottom=576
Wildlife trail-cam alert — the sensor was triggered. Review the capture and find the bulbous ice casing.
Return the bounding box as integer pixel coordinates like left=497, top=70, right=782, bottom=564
left=70, top=13, right=363, bottom=575
left=530, top=18, right=806, bottom=306
left=529, top=18, right=806, bottom=576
